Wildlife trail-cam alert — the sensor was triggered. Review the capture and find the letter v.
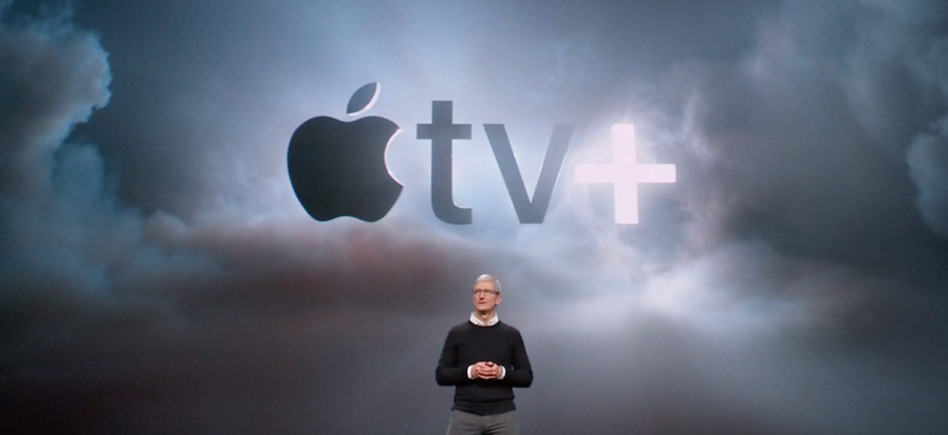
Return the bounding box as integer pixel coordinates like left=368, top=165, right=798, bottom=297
left=483, top=124, right=573, bottom=223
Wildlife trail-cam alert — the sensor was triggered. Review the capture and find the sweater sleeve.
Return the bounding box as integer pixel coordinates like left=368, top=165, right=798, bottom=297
left=504, top=329, right=533, bottom=388
left=435, top=328, right=468, bottom=386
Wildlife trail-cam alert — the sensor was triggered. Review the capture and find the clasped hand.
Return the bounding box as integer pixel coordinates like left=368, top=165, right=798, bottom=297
left=472, top=361, right=502, bottom=380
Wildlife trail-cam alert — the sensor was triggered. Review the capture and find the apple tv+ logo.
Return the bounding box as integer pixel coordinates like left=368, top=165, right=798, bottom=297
left=287, top=82, right=675, bottom=225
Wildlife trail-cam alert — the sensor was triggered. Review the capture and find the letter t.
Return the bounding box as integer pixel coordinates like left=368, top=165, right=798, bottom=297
left=417, top=101, right=472, bottom=224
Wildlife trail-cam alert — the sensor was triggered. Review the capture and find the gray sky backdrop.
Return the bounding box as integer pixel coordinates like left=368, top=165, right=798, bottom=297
left=2, top=0, right=947, bottom=433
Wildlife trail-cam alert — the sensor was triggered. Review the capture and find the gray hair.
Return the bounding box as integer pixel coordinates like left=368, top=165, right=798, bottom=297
left=475, top=274, right=502, bottom=294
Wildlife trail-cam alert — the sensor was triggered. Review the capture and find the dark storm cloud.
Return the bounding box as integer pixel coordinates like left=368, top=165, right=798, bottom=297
left=653, top=0, right=948, bottom=281
left=509, top=238, right=948, bottom=434
left=0, top=1, right=108, bottom=198
left=908, top=116, right=948, bottom=239
left=507, top=0, right=948, bottom=431
left=0, top=5, right=513, bottom=433
left=2, top=0, right=948, bottom=434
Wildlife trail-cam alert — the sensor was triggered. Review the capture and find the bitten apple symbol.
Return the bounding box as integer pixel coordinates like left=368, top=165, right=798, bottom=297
left=287, top=83, right=403, bottom=222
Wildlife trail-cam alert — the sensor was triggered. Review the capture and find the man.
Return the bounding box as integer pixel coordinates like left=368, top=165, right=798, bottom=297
left=436, top=274, right=533, bottom=435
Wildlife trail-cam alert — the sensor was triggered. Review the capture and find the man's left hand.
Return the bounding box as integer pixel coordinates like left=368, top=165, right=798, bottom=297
left=473, top=361, right=503, bottom=380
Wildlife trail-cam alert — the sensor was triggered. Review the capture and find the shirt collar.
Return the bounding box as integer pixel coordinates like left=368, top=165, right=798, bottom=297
left=469, top=312, right=499, bottom=327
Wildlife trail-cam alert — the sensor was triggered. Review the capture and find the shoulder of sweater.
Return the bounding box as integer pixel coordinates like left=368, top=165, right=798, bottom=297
left=494, top=321, right=522, bottom=334
left=449, top=321, right=474, bottom=333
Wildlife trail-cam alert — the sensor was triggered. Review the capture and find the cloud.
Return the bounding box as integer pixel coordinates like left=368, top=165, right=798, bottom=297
left=0, top=4, right=119, bottom=295
left=0, top=3, right=109, bottom=198
left=0, top=8, right=486, bottom=432
left=907, top=118, right=948, bottom=239
left=651, top=0, right=948, bottom=277
left=2, top=1, right=948, bottom=434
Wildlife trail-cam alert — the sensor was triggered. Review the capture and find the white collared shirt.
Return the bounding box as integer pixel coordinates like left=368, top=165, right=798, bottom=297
left=469, top=312, right=499, bottom=327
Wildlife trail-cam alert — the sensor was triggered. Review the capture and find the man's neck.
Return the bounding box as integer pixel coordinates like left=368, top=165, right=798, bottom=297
left=470, top=311, right=498, bottom=327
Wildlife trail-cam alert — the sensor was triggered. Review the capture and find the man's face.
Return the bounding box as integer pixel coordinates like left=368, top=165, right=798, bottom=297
left=472, top=280, right=501, bottom=314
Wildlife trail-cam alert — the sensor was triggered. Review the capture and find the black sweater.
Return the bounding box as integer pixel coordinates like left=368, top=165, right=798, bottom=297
left=435, top=321, right=533, bottom=415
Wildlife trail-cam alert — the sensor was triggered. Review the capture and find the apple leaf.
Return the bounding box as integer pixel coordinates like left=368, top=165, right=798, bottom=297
left=347, top=82, right=380, bottom=116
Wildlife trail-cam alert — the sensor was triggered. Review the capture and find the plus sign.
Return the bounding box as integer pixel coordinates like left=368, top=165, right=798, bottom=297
left=575, top=124, right=676, bottom=224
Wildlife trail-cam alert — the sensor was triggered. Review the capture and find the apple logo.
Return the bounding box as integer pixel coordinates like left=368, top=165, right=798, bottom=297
left=287, top=83, right=403, bottom=222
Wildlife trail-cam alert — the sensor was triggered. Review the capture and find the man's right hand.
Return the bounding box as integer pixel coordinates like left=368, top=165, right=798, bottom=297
left=471, top=361, right=503, bottom=380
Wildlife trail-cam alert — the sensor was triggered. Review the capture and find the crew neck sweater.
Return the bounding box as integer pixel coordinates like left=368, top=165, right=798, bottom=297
left=436, top=320, right=533, bottom=415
